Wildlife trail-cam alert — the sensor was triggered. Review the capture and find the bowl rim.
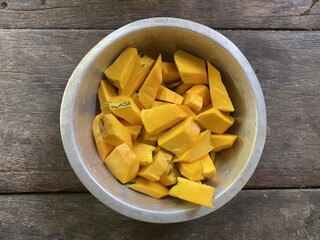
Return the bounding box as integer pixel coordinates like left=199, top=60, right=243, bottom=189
left=60, top=17, right=267, bottom=223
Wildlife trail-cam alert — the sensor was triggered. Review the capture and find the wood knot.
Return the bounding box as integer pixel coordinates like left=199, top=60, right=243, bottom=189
left=0, top=2, right=7, bottom=9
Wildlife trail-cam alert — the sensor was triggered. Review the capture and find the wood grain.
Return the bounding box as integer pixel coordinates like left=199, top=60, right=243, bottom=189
left=0, top=190, right=319, bottom=239
left=0, top=30, right=109, bottom=193
left=0, top=30, right=319, bottom=192
left=222, top=31, right=320, bottom=188
left=0, top=0, right=319, bottom=30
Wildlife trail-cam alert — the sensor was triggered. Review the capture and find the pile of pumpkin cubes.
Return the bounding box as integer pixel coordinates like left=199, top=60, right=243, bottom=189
left=92, top=47, right=237, bottom=207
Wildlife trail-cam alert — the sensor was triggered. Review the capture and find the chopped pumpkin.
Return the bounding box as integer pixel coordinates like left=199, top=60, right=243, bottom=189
left=207, top=61, right=234, bottom=112
left=105, top=143, right=139, bottom=184
left=108, top=95, right=142, bottom=125
left=158, top=117, right=200, bottom=157
left=141, top=103, right=188, bottom=135
left=119, top=120, right=142, bottom=141
left=174, top=83, right=193, bottom=94
left=199, top=154, right=216, bottom=180
left=99, top=113, right=132, bottom=147
left=141, top=128, right=161, bottom=146
left=118, top=53, right=155, bottom=96
left=151, top=101, right=167, bottom=108
left=186, top=84, right=211, bottom=106
left=159, top=163, right=180, bottom=186
left=211, top=134, right=238, bottom=152
left=162, top=62, right=180, bottom=83
left=93, top=47, right=238, bottom=206
left=126, top=177, right=169, bottom=199
left=179, top=105, right=196, bottom=119
left=169, top=177, right=214, bottom=208
left=138, top=55, right=163, bottom=108
left=132, top=142, right=156, bottom=166
left=156, top=85, right=184, bottom=104
left=173, top=130, right=213, bottom=163
left=138, top=148, right=173, bottom=181
left=104, top=47, right=139, bottom=89
left=174, top=50, right=207, bottom=84
left=177, top=160, right=203, bottom=181
left=131, top=92, right=146, bottom=109
left=196, top=107, right=235, bottom=134
left=92, top=114, right=114, bottom=161
left=182, top=92, right=203, bottom=113
left=98, top=79, right=117, bottom=114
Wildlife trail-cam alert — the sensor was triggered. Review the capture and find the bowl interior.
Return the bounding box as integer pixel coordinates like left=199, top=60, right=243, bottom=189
left=70, top=25, right=259, bottom=221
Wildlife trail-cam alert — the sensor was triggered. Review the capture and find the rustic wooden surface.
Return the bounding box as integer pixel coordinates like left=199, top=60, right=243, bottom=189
left=1, top=190, right=319, bottom=240
left=0, top=0, right=320, bottom=238
left=0, top=0, right=319, bottom=30
left=1, top=30, right=319, bottom=192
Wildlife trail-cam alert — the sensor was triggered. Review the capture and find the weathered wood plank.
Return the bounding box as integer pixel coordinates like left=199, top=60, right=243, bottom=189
left=0, top=30, right=319, bottom=192
left=0, top=30, right=108, bottom=192
left=221, top=31, right=320, bottom=188
left=0, top=0, right=319, bottom=30
left=0, top=190, right=319, bottom=239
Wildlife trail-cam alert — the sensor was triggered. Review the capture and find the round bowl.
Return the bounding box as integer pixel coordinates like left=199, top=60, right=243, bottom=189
left=60, top=17, right=266, bottom=223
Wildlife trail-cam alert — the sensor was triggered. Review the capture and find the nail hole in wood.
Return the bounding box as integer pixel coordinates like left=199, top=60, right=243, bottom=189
left=0, top=2, right=7, bottom=9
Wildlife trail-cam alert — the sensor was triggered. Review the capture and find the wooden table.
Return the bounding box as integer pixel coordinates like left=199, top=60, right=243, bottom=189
left=1, top=1, right=319, bottom=239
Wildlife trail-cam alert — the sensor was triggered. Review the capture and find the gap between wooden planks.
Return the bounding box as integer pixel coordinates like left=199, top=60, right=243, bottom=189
left=0, top=190, right=319, bottom=239
left=0, top=29, right=319, bottom=193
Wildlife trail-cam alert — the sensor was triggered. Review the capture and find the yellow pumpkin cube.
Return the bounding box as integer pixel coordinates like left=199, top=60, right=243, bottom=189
left=158, top=118, right=200, bottom=157
left=128, top=125, right=142, bottom=140
left=156, top=85, right=184, bottom=105
left=159, top=163, right=181, bottom=186
left=132, top=142, right=156, bottom=166
left=211, top=134, right=238, bottom=152
left=99, top=114, right=132, bottom=147
left=119, top=119, right=142, bottom=141
left=207, top=61, right=234, bottom=112
left=169, top=177, right=214, bottom=208
left=141, top=103, right=189, bottom=135
left=179, top=105, right=196, bottom=119
left=197, top=103, right=212, bottom=115
left=199, top=154, right=216, bottom=180
left=174, top=83, right=193, bottom=95
left=186, top=84, right=211, bottom=106
left=211, top=89, right=234, bottom=113
left=174, top=50, right=207, bottom=84
left=104, top=47, right=139, bottom=89
left=138, top=148, right=173, bottom=181
left=92, top=114, right=114, bottom=161
left=105, top=143, right=139, bottom=184
left=173, top=130, right=213, bottom=163
left=151, top=101, right=167, bottom=108
left=138, top=55, right=163, bottom=108
left=141, top=128, right=161, bottom=146
left=126, top=177, right=169, bottom=199
left=182, top=92, right=203, bottom=113
left=177, top=160, right=203, bottom=181
left=131, top=92, right=146, bottom=109
left=108, top=95, right=142, bottom=125
left=162, top=62, right=180, bottom=83
left=195, top=107, right=235, bottom=134
left=98, top=79, right=117, bottom=114
left=118, top=53, right=155, bottom=96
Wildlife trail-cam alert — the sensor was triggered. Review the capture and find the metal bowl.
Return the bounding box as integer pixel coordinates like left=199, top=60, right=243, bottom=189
left=60, top=17, right=266, bottom=223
